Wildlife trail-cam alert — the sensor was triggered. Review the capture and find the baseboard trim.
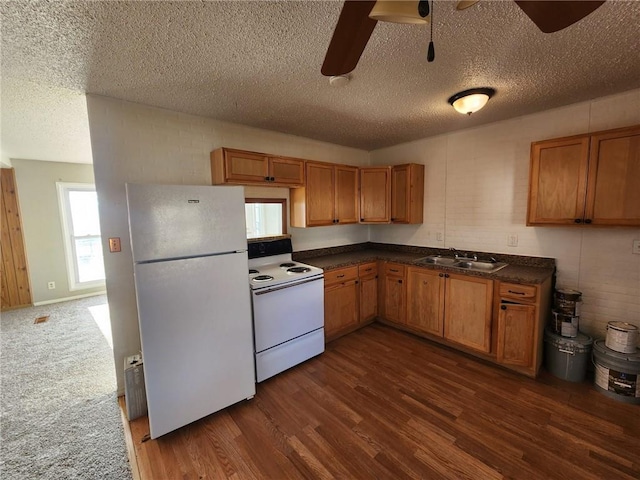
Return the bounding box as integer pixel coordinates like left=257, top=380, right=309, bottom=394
left=118, top=396, right=142, bottom=480
left=33, top=291, right=106, bottom=306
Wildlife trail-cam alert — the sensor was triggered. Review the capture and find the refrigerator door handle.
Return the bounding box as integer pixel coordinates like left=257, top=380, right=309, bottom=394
left=253, top=276, right=323, bottom=295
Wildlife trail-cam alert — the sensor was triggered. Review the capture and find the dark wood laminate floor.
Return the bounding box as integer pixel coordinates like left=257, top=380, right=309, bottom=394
left=127, top=324, right=640, bottom=480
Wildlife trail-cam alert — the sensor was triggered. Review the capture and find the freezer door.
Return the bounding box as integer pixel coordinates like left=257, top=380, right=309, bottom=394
left=133, top=252, right=255, bottom=439
left=126, top=183, right=247, bottom=262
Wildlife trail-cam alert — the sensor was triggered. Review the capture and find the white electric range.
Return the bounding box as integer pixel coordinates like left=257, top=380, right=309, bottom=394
left=248, top=238, right=325, bottom=382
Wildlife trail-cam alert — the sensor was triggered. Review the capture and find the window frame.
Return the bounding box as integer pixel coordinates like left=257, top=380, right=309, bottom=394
left=56, top=182, right=106, bottom=291
left=244, top=197, right=287, bottom=239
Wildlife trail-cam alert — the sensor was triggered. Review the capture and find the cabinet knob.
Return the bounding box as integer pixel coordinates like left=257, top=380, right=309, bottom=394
left=584, top=219, right=592, bottom=224
left=501, top=305, right=507, bottom=310
left=264, top=176, right=270, bottom=181
left=398, top=280, right=403, bottom=284
left=336, top=219, right=340, bottom=223
left=270, top=177, right=275, bottom=182
left=444, top=274, right=449, bottom=278
left=574, top=218, right=582, bottom=224
left=360, top=218, right=364, bottom=222
left=391, top=218, right=395, bottom=221
left=439, top=273, right=444, bottom=277
left=423, top=280, right=428, bottom=285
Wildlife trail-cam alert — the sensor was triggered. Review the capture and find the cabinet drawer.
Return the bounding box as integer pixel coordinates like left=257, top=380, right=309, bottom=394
left=384, top=263, right=405, bottom=277
left=358, top=262, right=378, bottom=277
left=499, top=282, right=537, bottom=302
left=324, top=266, right=359, bottom=286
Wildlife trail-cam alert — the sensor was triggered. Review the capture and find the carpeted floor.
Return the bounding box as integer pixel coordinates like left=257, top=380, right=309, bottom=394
left=1, top=295, right=132, bottom=480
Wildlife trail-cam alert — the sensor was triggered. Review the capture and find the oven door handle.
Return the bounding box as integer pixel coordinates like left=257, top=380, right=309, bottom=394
left=253, top=276, right=323, bottom=295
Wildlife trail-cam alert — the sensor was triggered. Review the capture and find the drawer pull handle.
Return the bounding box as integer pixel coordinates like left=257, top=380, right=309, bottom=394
left=501, top=305, right=507, bottom=310
left=507, top=290, right=525, bottom=295
left=337, top=274, right=345, bottom=278
left=390, top=269, right=399, bottom=273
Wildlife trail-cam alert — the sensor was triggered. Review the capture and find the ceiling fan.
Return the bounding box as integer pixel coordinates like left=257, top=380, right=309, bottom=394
left=321, top=0, right=606, bottom=77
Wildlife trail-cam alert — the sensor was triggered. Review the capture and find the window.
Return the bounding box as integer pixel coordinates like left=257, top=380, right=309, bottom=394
left=56, top=182, right=105, bottom=290
left=245, top=198, right=287, bottom=239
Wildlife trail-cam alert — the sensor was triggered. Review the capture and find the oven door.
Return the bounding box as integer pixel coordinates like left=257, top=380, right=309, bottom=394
left=251, top=275, right=324, bottom=353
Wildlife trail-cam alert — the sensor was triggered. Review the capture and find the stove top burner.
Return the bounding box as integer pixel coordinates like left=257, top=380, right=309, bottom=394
left=249, top=269, right=259, bottom=274
left=252, top=275, right=274, bottom=282
left=279, top=262, right=296, bottom=268
left=287, top=267, right=311, bottom=274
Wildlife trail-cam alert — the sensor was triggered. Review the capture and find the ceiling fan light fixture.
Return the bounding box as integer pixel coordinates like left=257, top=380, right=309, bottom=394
left=369, top=1, right=429, bottom=24
left=448, top=88, right=496, bottom=115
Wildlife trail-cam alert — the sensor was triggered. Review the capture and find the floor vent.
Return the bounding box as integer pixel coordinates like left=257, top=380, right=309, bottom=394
left=34, top=315, right=49, bottom=324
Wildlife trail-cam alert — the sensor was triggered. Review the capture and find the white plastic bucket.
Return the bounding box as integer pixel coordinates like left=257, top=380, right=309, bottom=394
left=605, top=321, right=639, bottom=354
left=592, top=340, right=640, bottom=404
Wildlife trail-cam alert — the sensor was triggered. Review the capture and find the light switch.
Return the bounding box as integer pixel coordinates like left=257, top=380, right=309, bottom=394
left=109, top=237, right=121, bottom=253
left=507, top=234, right=518, bottom=247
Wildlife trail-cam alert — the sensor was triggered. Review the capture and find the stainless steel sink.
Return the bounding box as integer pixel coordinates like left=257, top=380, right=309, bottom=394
left=417, top=255, right=460, bottom=266
left=416, top=255, right=508, bottom=273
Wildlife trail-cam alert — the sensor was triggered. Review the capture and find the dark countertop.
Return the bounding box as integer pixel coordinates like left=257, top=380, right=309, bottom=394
left=299, top=249, right=555, bottom=285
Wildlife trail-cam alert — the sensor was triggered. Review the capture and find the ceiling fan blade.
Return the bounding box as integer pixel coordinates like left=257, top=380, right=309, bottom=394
left=514, top=1, right=606, bottom=33
left=321, top=0, right=378, bottom=76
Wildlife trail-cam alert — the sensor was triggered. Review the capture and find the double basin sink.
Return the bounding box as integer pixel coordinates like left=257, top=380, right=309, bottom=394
left=416, top=255, right=508, bottom=274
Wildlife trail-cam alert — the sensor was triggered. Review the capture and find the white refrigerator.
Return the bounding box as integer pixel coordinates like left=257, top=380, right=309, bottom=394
left=126, top=183, right=255, bottom=439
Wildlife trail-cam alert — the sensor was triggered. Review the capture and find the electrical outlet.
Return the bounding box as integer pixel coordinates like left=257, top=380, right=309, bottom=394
left=109, top=237, right=121, bottom=253
left=47, top=281, right=56, bottom=290
left=633, top=239, right=640, bottom=255
left=507, top=234, right=518, bottom=247
left=436, top=232, right=443, bottom=242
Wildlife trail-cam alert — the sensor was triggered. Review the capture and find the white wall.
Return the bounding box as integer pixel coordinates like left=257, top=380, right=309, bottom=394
left=370, top=89, right=640, bottom=339
left=86, top=95, right=369, bottom=393
left=12, top=159, right=105, bottom=303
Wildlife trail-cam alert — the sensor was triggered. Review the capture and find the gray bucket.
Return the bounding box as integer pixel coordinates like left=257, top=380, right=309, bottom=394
left=544, top=328, right=593, bottom=382
left=592, top=340, right=640, bottom=404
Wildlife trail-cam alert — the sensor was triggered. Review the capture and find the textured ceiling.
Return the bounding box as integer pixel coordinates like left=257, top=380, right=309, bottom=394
left=2, top=0, right=640, bottom=164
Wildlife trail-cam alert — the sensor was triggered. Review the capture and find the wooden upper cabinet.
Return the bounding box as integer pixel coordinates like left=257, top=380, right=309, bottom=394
left=391, top=164, right=424, bottom=224
left=290, top=161, right=358, bottom=228
left=360, top=167, right=391, bottom=223
left=211, top=148, right=304, bottom=187
left=527, top=124, right=640, bottom=226
left=585, top=126, right=640, bottom=226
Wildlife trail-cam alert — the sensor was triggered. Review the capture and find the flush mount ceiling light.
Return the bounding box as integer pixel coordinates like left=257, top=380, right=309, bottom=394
left=448, top=88, right=496, bottom=115
left=369, top=1, right=430, bottom=24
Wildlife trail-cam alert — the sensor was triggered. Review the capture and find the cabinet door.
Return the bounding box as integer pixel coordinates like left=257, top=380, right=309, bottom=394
left=585, top=126, right=640, bottom=226
left=324, top=280, right=359, bottom=340
left=380, top=264, right=406, bottom=324
left=335, top=165, right=359, bottom=224
left=360, top=167, right=391, bottom=223
left=527, top=136, right=590, bottom=225
left=359, top=274, right=378, bottom=323
left=223, top=150, right=271, bottom=184
left=305, top=162, right=335, bottom=226
left=391, top=165, right=409, bottom=223
left=444, top=274, right=493, bottom=353
left=269, top=157, right=304, bottom=186
left=496, top=303, right=536, bottom=367
left=406, top=268, right=444, bottom=336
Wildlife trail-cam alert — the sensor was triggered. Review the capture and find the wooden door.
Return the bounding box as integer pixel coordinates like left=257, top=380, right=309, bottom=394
left=305, top=162, right=335, bottom=226
left=391, top=165, right=409, bottom=223
left=585, top=125, right=640, bottom=226
left=222, top=149, right=270, bottom=184
left=406, top=267, right=444, bottom=336
left=359, top=263, right=378, bottom=323
left=324, top=280, right=359, bottom=340
left=443, top=273, right=493, bottom=353
left=334, top=165, right=358, bottom=225
left=527, top=136, right=590, bottom=225
left=359, top=167, right=391, bottom=223
left=380, top=263, right=405, bottom=324
left=496, top=303, right=536, bottom=367
left=269, top=157, right=304, bottom=186
left=1, top=168, right=32, bottom=310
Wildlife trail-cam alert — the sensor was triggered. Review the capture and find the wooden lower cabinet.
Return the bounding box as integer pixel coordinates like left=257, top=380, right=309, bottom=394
left=379, top=263, right=406, bottom=325
left=444, top=274, right=494, bottom=353
left=495, top=279, right=552, bottom=376
left=358, top=262, right=378, bottom=323
left=406, top=268, right=444, bottom=336
left=324, top=266, right=359, bottom=342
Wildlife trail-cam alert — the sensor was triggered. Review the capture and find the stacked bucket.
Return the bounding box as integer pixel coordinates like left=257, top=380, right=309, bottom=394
left=544, top=289, right=593, bottom=382
left=593, top=321, right=640, bottom=404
